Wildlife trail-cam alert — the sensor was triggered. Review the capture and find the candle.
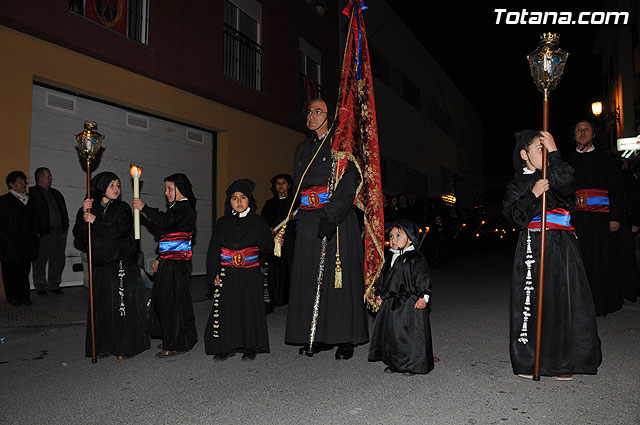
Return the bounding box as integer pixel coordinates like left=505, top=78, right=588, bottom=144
left=130, top=165, right=142, bottom=240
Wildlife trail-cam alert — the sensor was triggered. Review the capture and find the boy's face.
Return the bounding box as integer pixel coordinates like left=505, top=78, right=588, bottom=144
left=520, top=137, right=544, bottom=171
left=389, top=226, right=411, bottom=250
left=230, top=191, right=249, bottom=213
left=164, top=181, right=185, bottom=203
left=104, top=179, right=121, bottom=201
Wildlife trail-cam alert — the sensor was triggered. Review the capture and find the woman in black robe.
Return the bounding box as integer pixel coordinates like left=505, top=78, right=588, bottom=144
left=134, top=173, right=198, bottom=358
left=73, top=172, right=150, bottom=358
left=204, top=179, right=273, bottom=360
left=368, top=219, right=434, bottom=375
left=503, top=130, right=601, bottom=380
left=261, top=173, right=296, bottom=308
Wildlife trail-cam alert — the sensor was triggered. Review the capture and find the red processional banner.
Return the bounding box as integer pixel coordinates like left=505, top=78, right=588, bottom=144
left=85, top=0, right=128, bottom=35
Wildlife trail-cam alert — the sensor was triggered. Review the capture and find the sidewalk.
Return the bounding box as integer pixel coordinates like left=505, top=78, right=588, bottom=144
left=0, top=275, right=210, bottom=328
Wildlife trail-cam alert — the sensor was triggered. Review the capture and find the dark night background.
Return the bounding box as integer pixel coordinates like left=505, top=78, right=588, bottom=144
left=388, top=0, right=623, bottom=178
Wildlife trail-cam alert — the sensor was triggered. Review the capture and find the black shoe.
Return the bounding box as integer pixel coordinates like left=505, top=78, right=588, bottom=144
left=49, top=289, right=64, bottom=295
left=384, top=366, right=395, bottom=374
left=299, top=342, right=331, bottom=356
left=335, top=344, right=354, bottom=360
left=241, top=352, right=256, bottom=361
left=8, top=299, right=22, bottom=307
left=22, top=298, right=33, bottom=306
left=402, top=372, right=415, bottom=376
left=37, top=290, right=48, bottom=295
left=213, top=352, right=234, bottom=361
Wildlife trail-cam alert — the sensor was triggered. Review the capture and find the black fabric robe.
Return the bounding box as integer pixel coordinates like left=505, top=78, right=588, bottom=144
left=503, top=152, right=601, bottom=376
left=261, top=195, right=296, bottom=306
left=204, top=210, right=273, bottom=355
left=73, top=200, right=150, bottom=357
left=368, top=248, right=434, bottom=374
left=0, top=193, right=39, bottom=301
left=285, top=132, right=369, bottom=346
left=142, top=201, right=198, bottom=352
left=616, top=168, right=640, bottom=302
left=565, top=148, right=623, bottom=315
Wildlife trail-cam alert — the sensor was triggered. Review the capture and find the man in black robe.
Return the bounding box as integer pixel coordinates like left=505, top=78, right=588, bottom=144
left=564, top=120, right=623, bottom=316
left=285, top=98, right=369, bottom=360
left=261, top=174, right=296, bottom=311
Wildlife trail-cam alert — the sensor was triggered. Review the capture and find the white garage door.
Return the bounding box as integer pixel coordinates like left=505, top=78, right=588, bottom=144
left=29, top=84, right=215, bottom=286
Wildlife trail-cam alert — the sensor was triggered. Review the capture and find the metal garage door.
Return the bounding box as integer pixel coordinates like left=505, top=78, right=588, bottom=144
left=29, top=84, right=215, bottom=286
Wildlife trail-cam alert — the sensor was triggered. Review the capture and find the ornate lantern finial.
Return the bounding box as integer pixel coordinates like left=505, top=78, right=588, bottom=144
left=75, top=121, right=104, bottom=161
left=527, top=33, right=569, bottom=99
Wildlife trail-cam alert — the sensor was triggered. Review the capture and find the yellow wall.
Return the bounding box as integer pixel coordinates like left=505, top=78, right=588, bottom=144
left=0, top=25, right=303, bottom=215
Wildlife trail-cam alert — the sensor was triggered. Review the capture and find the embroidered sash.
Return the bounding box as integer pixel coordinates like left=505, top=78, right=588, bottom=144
left=220, top=246, right=260, bottom=268
left=159, top=232, right=193, bottom=260
left=527, top=208, right=575, bottom=231
left=574, top=188, right=609, bottom=213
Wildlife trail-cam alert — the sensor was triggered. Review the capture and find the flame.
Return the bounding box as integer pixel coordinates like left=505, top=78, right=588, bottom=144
left=130, top=164, right=142, bottom=177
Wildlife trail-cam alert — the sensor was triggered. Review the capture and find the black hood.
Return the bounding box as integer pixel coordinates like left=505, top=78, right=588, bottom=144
left=388, top=218, right=420, bottom=247
left=165, top=173, right=196, bottom=209
left=91, top=171, right=121, bottom=201
left=225, top=178, right=257, bottom=215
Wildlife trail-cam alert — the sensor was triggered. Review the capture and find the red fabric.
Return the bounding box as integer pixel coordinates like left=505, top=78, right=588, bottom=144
left=574, top=189, right=610, bottom=213
left=160, top=232, right=193, bottom=242
left=85, top=0, right=128, bottom=35
left=220, top=247, right=260, bottom=268
left=333, top=1, right=385, bottom=310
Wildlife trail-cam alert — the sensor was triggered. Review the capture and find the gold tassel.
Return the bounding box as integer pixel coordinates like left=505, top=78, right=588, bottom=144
left=274, top=225, right=286, bottom=258
left=335, top=226, right=342, bottom=288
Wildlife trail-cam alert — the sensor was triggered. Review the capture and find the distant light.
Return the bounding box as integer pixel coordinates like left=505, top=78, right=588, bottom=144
left=591, top=101, right=603, bottom=117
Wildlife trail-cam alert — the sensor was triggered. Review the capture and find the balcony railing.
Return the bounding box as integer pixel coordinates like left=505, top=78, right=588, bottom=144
left=223, top=24, right=263, bottom=91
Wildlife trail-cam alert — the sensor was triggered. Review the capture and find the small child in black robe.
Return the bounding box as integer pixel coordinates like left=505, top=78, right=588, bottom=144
left=133, top=173, right=198, bottom=358
left=368, top=219, right=434, bottom=375
left=503, top=130, right=601, bottom=380
left=204, top=179, right=274, bottom=360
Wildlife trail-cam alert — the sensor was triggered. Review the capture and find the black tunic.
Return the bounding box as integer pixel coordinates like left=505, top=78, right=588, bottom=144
left=0, top=193, right=39, bottom=301
left=285, top=132, right=369, bottom=346
left=616, top=168, right=640, bottom=302
left=503, top=152, right=601, bottom=376
left=73, top=200, right=150, bottom=357
left=565, top=148, right=623, bottom=315
left=204, top=210, right=273, bottom=355
left=368, top=248, right=434, bottom=374
left=261, top=196, right=296, bottom=306
left=141, top=201, right=198, bottom=352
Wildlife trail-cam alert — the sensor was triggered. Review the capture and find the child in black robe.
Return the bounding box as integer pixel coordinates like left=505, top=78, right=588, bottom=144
left=73, top=171, right=150, bottom=358
left=133, top=173, right=198, bottom=358
left=503, top=130, right=601, bottom=380
left=204, top=179, right=274, bottom=360
left=368, top=219, right=434, bottom=375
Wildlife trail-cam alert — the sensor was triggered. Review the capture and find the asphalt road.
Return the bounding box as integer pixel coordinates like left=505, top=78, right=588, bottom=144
left=1, top=248, right=639, bottom=424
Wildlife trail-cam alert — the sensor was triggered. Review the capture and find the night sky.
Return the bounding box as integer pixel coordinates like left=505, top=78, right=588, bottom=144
left=387, top=0, right=625, bottom=178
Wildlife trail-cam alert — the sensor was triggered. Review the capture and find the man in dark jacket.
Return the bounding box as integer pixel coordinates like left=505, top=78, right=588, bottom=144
left=0, top=171, right=39, bottom=306
left=29, top=167, right=69, bottom=295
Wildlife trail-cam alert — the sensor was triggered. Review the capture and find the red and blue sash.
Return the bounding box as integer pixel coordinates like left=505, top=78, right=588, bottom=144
left=574, top=189, right=609, bottom=213
left=159, top=232, right=193, bottom=260
left=527, top=208, right=575, bottom=231
left=220, top=246, right=260, bottom=268
left=300, top=185, right=329, bottom=210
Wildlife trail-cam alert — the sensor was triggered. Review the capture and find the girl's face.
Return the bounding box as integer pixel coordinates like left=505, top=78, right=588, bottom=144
left=521, top=137, right=544, bottom=171
left=389, top=226, right=411, bottom=250
left=103, top=179, right=121, bottom=202
left=164, top=181, right=185, bottom=203
left=230, top=191, right=249, bottom=213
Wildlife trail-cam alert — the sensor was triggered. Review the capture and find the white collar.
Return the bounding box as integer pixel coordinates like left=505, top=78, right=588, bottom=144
left=576, top=145, right=595, bottom=153
left=389, top=245, right=415, bottom=267
left=9, top=189, right=29, bottom=205
left=522, top=167, right=535, bottom=175
left=232, top=207, right=251, bottom=218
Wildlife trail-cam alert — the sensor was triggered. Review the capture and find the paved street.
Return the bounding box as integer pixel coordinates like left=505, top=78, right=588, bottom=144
left=1, top=248, right=639, bottom=425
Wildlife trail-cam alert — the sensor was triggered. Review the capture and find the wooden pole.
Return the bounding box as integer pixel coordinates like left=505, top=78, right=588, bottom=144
left=533, top=90, right=549, bottom=381
left=87, top=159, right=97, bottom=363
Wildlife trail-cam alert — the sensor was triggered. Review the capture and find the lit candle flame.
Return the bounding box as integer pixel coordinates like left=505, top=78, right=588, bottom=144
left=130, top=165, right=142, bottom=178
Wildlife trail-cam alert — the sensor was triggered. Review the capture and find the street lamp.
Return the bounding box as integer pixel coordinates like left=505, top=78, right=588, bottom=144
left=591, top=101, right=620, bottom=125
left=527, top=33, right=569, bottom=382
left=75, top=121, right=104, bottom=364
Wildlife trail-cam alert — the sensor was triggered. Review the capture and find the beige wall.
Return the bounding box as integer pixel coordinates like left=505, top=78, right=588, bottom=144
left=0, top=25, right=303, bottom=215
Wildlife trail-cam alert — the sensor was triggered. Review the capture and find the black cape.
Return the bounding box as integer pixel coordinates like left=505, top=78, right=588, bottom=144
left=503, top=152, right=602, bottom=376
left=73, top=199, right=150, bottom=357
left=142, top=200, right=198, bottom=352
left=564, top=147, right=623, bottom=315
left=368, top=248, right=434, bottom=374
left=261, top=196, right=296, bottom=306
left=204, top=210, right=273, bottom=355
left=285, top=132, right=369, bottom=346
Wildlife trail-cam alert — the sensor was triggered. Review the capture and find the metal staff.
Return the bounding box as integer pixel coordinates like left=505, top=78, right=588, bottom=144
left=75, top=121, right=104, bottom=364
left=303, top=152, right=338, bottom=357
left=526, top=33, right=568, bottom=381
